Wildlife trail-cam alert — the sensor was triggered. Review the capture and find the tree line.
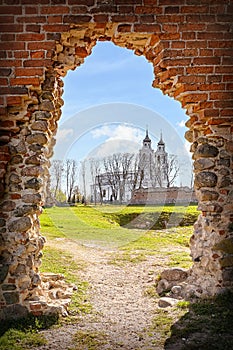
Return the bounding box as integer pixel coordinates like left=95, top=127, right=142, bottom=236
left=49, top=152, right=179, bottom=205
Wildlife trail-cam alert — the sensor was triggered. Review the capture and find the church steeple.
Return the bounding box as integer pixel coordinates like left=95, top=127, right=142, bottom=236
left=143, top=127, right=151, bottom=146
left=158, top=130, right=165, bottom=146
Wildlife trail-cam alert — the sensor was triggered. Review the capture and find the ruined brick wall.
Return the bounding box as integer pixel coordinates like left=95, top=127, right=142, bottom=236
left=131, top=187, right=197, bottom=204
left=0, top=1, right=233, bottom=319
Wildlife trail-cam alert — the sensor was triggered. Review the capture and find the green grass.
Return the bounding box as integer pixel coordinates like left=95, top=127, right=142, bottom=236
left=166, top=292, right=233, bottom=349
left=0, top=329, right=47, bottom=350
left=40, top=204, right=198, bottom=251
left=69, top=330, right=108, bottom=350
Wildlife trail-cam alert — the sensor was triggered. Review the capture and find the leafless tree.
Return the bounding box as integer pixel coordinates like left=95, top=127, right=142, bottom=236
left=90, top=157, right=104, bottom=204
left=165, top=154, right=180, bottom=188
left=50, top=159, right=64, bottom=200
left=64, top=159, right=78, bottom=202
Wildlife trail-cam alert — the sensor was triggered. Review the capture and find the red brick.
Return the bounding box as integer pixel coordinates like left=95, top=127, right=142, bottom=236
left=0, top=59, right=22, bottom=67
left=10, top=77, right=40, bottom=86
left=186, top=66, right=214, bottom=75
left=135, top=6, right=163, bottom=14
left=63, top=15, right=92, bottom=23
left=75, top=46, right=88, bottom=58
left=0, top=6, right=22, bottom=14
left=68, top=0, right=94, bottom=4
left=41, top=6, right=70, bottom=14
left=210, top=92, right=233, bottom=100
left=28, top=42, right=55, bottom=50
left=117, top=24, right=132, bottom=32
left=0, top=16, right=14, bottom=23
left=193, top=57, right=221, bottom=65
left=171, top=41, right=185, bottom=49
left=182, top=93, right=208, bottom=104
left=1, top=42, right=25, bottom=50
left=26, top=25, right=41, bottom=33
left=162, top=24, right=178, bottom=33
left=47, top=16, right=63, bottom=23
left=10, top=194, right=21, bottom=199
left=0, top=34, right=15, bottom=41
left=15, top=68, right=44, bottom=77
left=0, top=78, right=8, bottom=85
left=14, top=52, right=29, bottom=59
left=16, top=33, right=45, bottom=41
left=31, top=51, right=45, bottom=59
left=7, top=96, right=23, bottom=106
left=16, top=16, right=46, bottom=23
left=181, top=5, right=210, bottom=13
left=23, top=59, right=52, bottom=67
left=160, top=33, right=180, bottom=40
left=111, top=15, right=137, bottom=22
left=42, top=24, right=70, bottom=32
left=25, top=6, right=39, bottom=14
left=71, top=6, right=90, bottom=14
left=0, top=24, right=23, bottom=32
left=93, top=14, right=109, bottom=23
left=164, top=6, right=179, bottom=14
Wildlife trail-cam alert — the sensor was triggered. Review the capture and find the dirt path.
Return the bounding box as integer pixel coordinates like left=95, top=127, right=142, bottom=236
left=34, top=238, right=169, bottom=350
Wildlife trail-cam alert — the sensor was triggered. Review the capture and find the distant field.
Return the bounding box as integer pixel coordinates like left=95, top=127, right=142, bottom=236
left=40, top=204, right=198, bottom=250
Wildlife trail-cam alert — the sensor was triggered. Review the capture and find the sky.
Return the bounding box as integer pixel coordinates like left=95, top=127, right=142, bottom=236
left=53, top=41, right=192, bottom=188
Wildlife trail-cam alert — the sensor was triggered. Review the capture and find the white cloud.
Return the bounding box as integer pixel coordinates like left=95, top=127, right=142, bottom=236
left=56, top=128, right=73, bottom=141
left=177, top=120, right=186, bottom=128
left=91, top=124, right=144, bottom=144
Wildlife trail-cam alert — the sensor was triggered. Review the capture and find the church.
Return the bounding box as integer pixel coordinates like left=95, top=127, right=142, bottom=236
left=138, top=129, right=168, bottom=189
left=90, top=129, right=170, bottom=203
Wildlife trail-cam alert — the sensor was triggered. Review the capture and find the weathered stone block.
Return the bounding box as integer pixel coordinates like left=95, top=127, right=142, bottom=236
left=21, top=166, right=44, bottom=177
left=25, top=155, right=41, bottom=165
left=161, top=268, right=188, bottom=281
left=194, top=158, right=215, bottom=171
left=14, top=204, right=39, bottom=217
left=219, top=177, right=231, bottom=188
left=214, top=238, right=233, bottom=254
left=194, top=143, right=219, bottom=159
left=22, top=193, right=42, bottom=204
left=15, top=141, right=27, bottom=154
left=8, top=217, right=32, bottom=232
left=2, top=284, right=17, bottom=291
left=9, top=173, right=21, bottom=184
left=195, top=171, right=218, bottom=189
left=0, top=201, right=16, bottom=211
left=39, top=100, right=55, bottom=112
left=200, top=190, right=219, bottom=201
left=0, top=265, right=9, bottom=284
left=33, top=110, right=52, bottom=120
left=1, top=304, right=29, bottom=321
left=3, top=291, right=19, bottom=305
left=25, top=178, right=43, bottom=190
left=26, top=133, right=48, bottom=146
left=11, top=155, right=23, bottom=164
left=0, top=218, right=6, bottom=227
left=31, top=121, right=48, bottom=132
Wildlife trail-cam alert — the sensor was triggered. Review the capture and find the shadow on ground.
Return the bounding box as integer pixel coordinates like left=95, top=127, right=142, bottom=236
left=165, top=291, right=233, bottom=350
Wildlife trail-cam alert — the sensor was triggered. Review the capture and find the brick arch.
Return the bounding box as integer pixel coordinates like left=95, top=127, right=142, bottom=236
left=0, top=2, right=232, bottom=320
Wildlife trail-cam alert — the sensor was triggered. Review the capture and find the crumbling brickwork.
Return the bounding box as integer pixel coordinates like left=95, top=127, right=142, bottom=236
left=0, top=1, right=232, bottom=319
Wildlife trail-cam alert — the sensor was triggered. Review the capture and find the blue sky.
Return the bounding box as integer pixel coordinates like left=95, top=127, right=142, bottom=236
left=54, top=41, right=192, bottom=186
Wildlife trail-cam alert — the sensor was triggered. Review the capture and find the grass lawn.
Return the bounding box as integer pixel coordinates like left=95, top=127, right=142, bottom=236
left=2, top=204, right=232, bottom=349
left=40, top=204, right=199, bottom=249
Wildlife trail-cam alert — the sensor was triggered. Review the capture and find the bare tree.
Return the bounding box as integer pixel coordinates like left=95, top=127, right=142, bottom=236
left=90, top=157, right=104, bottom=204
left=50, top=159, right=64, bottom=200
left=64, top=159, right=78, bottom=202
left=165, top=154, right=180, bottom=188
left=80, top=160, right=87, bottom=201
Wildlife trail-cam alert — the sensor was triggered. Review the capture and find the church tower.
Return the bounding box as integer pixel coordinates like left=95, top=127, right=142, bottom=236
left=138, top=128, right=155, bottom=188
left=154, top=132, right=168, bottom=187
